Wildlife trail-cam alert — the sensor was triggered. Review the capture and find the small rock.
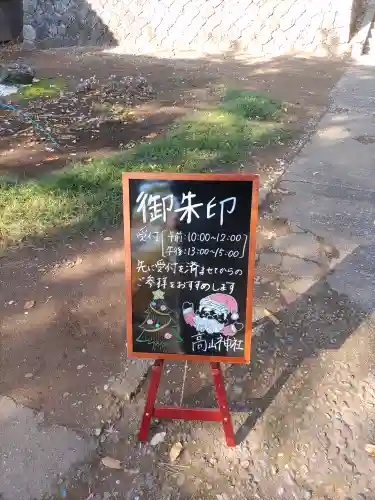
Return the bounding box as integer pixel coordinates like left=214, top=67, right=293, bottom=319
left=101, top=456, right=122, bottom=469
left=150, top=431, right=166, bottom=446
left=240, top=460, right=251, bottom=469
left=24, top=373, right=33, bottom=378
left=169, top=441, right=183, bottom=462
left=252, top=324, right=264, bottom=337
left=24, top=300, right=36, bottom=310
left=23, top=24, right=36, bottom=42
left=103, top=236, right=113, bottom=241
left=76, top=76, right=98, bottom=93
left=77, top=364, right=85, bottom=370
left=1, top=63, right=35, bottom=85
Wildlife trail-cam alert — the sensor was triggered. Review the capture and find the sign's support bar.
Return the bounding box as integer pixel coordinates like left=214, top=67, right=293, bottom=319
left=138, top=359, right=236, bottom=447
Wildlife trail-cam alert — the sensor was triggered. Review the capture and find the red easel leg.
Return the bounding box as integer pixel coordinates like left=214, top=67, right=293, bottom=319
left=211, top=362, right=236, bottom=447
left=139, top=359, right=164, bottom=441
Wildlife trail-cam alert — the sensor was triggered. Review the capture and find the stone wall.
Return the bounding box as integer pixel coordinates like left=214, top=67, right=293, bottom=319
left=24, top=0, right=358, bottom=56
left=350, top=0, right=369, bottom=38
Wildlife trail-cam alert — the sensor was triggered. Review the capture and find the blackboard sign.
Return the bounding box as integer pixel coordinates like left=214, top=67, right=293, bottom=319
left=122, top=173, right=259, bottom=364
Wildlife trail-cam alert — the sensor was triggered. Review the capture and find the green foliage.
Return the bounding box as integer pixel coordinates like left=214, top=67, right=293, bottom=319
left=14, top=78, right=66, bottom=100
left=220, top=88, right=282, bottom=120
left=0, top=88, right=289, bottom=250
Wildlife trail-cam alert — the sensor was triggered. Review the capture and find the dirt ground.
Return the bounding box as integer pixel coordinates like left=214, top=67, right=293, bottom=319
left=0, top=48, right=350, bottom=499
left=0, top=47, right=347, bottom=423
left=1, top=47, right=347, bottom=179
left=4, top=187, right=374, bottom=500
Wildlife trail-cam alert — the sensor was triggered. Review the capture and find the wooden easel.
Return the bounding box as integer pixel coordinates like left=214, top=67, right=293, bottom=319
left=123, top=172, right=260, bottom=449
left=138, top=359, right=236, bottom=447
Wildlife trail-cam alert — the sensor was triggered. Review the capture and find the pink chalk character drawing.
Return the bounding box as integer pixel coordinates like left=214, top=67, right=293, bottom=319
left=182, top=293, right=243, bottom=337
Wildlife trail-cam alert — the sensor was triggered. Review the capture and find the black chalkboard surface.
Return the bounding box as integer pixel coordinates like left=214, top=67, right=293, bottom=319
left=123, top=173, right=259, bottom=364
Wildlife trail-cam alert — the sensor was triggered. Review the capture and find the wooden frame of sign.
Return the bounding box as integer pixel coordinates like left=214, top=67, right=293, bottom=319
left=122, top=172, right=259, bottom=446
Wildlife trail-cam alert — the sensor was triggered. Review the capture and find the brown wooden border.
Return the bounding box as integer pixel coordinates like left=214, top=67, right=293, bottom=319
left=122, top=172, right=259, bottom=364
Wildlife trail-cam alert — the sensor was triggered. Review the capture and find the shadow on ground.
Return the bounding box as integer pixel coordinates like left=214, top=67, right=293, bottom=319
left=0, top=230, right=127, bottom=430
left=153, top=244, right=370, bottom=434
left=27, top=229, right=374, bottom=500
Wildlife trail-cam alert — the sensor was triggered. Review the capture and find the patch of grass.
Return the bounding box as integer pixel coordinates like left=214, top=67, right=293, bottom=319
left=14, top=78, right=66, bottom=100
left=132, top=110, right=253, bottom=168
left=220, top=88, right=283, bottom=120
left=0, top=89, right=289, bottom=249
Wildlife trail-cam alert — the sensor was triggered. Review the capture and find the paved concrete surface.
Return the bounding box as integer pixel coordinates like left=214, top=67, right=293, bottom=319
left=0, top=396, right=95, bottom=500
left=109, top=358, right=153, bottom=400
left=278, top=59, right=375, bottom=309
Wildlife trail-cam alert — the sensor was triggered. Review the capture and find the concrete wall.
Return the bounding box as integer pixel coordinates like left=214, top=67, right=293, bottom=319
left=24, top=0, right=359, bottom=56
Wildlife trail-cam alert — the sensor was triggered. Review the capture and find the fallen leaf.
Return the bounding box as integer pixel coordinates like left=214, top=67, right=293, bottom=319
left=101, top=456, right=123, bottom=469
left=263, top=308, right=280, bottom=325
left=169, top=441, right=183, bottom=462
left=24, top=300, right=36, bottom=310
left=365, top=443, right=375, bottom=456
left=45, top=155, right=59, bottom=161
left=145, top=132, right=158, bottom=139
left=150, top=431, right=166, bottom=446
